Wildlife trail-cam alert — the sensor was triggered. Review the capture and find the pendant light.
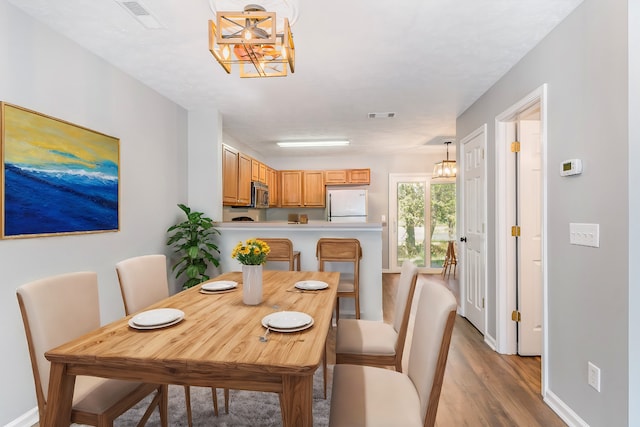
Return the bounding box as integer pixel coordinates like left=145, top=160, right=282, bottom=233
left=432, top=141, right=456, bottom=179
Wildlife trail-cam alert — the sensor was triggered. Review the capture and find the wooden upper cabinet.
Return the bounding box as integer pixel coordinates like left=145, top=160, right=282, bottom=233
left=259, top=163, right=267, bottom=183
left=280, top=170, right=303, bottom=207
left=266, top=167, right=279, bottom=207
left=280, top=170, right=325, bottom=207
left=237, top=153, right=252, bottom=205
left=251, top=159, right=260, bottom=182
left=222, top=145, right=252, bottom=206
left=324, top=170, right=347, bottom=184
left=348, top=169, right=370, bottom=184
left=222, top=145, right=239, bottom=205
left=303, top=170, right=325, bottom=207
left=324, top=168, right=370, bottom=185
left=251, top=158, right=268, bottom=184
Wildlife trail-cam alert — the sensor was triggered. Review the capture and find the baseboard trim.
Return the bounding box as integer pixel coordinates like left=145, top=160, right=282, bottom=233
left=5, top=406, right=38, bottom=427
left=544, top=389, right=589, bottom=427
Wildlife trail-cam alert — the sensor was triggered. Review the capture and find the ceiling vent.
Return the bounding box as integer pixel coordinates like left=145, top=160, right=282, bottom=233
left=368, top=112, right=396, bottom=119
left=115, top=0, right=164, bottom=29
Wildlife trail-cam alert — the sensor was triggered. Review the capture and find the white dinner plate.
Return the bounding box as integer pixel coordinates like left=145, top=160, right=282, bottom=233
left=294, top=280, right=329, bottom=291
left=262, top=311, right=313, bottom=330
left=132, top=308, right=184, bottom=327
left=128, top=316, right=184, bottom=330
left=201, top=280, right=238, bottom=292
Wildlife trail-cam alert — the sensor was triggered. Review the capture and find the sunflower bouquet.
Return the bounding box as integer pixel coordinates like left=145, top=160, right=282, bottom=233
left=232, top=238, right=271, bottom=265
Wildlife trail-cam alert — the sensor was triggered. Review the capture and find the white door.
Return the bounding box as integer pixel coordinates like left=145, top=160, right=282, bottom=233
left=517, top=117, right=542, bottom=356
left=461, top=127, right=486, bottom=333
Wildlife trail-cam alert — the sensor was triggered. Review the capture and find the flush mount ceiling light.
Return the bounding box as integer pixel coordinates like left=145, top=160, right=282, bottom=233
left=433, top=141, right=457, bottom=179
left=277, top=140, right=350, bottom=148
left=208, top=2, right=295, bottom=78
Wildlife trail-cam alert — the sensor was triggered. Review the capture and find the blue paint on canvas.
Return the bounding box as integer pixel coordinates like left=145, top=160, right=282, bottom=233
left=4, top=163, right=119, bottom=236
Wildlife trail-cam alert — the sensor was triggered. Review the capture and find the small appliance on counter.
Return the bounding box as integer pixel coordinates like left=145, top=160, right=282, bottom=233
left=327, top=189, right=368, bottom=222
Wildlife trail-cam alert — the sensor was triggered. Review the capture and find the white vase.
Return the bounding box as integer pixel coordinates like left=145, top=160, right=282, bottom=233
left=242, top=264, right=263, bottom=305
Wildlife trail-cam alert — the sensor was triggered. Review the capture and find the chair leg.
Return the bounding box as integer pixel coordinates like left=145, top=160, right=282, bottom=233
left=136, top=385, right=166, bottom=427
left=184, top=385, right=193, bottom=427
left=211, top=387, right=219, bottom=416
left=224, top=388, right=230, bottom=414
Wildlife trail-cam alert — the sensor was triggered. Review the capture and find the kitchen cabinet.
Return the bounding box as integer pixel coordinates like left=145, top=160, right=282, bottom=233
left=266, top=167, right=279, bottom=207
left=324, top=168, right=370, bottom=185
left=222, top=144, right=252, bottom=206
left=348, top=169, right=370, bottom=184
left=324, top=170, right=347, bottom=184
left=280, top=170, right=303, bottom=207
left=280, top=170, right=325, bottom=207
left=251, top=158, right=268, bottom=184
left=303, top=170, right=325, bottom=206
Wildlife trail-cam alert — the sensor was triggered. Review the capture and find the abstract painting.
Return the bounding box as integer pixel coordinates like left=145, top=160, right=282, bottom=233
left=1, top=103, right=119, bottom=238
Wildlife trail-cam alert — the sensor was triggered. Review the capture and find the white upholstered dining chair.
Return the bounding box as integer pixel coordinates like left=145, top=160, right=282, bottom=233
left=335, top=260, right=418, bottom=372
left=16, top=271, right=167, bottom=427
left=116, top=254, right=229, bottom=424
left=329, top=279, right=457, bottom=427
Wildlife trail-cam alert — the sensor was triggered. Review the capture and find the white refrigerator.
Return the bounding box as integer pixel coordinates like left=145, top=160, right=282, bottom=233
left=327, top=189, right=368, bottom=222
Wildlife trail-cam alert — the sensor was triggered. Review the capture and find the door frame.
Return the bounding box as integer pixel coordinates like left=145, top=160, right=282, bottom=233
left=458, top=124, right=488, bottom=335
left=495, top=84, right=548, bottom=393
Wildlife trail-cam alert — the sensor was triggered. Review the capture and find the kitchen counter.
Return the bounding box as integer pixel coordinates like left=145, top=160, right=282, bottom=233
left=218, top=221, right=382, bottom=231
left=216, top=220, right=383, bottom=320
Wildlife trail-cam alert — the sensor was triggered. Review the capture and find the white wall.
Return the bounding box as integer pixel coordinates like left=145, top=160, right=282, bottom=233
left=0, top=1, right=189, bottom=424
left=457, top=0, right=630, bottom=425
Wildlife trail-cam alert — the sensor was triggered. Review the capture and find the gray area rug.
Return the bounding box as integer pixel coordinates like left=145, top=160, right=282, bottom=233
left=112, top=365, right=332, bottom=427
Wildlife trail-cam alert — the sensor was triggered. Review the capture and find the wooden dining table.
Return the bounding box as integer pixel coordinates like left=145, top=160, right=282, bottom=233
left=43, top=270, right=339, bottom=427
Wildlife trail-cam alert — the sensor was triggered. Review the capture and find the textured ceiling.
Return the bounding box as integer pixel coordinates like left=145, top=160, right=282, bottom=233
left=7, top=0, right=583, bottom=157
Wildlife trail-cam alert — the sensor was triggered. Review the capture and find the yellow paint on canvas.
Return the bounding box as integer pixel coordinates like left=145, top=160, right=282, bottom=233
left=3, top=105, right=118, bottom=171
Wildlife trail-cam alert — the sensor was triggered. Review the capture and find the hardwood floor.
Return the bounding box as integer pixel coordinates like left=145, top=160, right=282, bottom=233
left=328, top=272, right=566, bottom=427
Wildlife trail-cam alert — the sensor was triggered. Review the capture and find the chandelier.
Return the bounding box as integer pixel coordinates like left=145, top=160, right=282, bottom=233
left=208, top=4, right=295, bottom=78
left=433, top=141, right=457, bottom=179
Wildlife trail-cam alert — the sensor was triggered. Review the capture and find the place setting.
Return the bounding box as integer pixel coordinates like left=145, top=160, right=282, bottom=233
left=286, top=280, right=329, bottom=293
left=199, top=280, right=238, bottom=295
left=261, top=311, right=314, bottom=335
left=128, top=308, right=185, bottom=330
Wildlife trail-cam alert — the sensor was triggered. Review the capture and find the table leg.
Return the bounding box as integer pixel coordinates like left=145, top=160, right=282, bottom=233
left=279, top=374, right=314, bottom=427
left=43, top=362, right=75, bottom=427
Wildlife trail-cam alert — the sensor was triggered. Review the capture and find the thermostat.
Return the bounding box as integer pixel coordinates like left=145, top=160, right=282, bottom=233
left=560, top=159, right=582, bottom=176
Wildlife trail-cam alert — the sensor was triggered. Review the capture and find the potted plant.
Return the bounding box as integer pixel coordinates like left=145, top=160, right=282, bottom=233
left=167, top=204, right=220, bottom=289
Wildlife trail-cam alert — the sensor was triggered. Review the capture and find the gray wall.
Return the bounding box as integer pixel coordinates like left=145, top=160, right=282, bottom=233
left=457, top=0, right=631, bottom=425
left=628, top=1, right=640, bottom=425
left=0, top=1, right=188, bottom=424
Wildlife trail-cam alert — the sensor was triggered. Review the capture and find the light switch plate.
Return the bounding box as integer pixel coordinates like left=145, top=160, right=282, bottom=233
left=569, top=223, right=600, bottom=247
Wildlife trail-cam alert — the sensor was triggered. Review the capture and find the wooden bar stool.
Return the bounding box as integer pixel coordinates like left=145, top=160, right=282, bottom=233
left=258, top=238, right=300, bottom=271
left=316, top=237, right=362, bottom=321
left=442, top=240, right=457, bottom=279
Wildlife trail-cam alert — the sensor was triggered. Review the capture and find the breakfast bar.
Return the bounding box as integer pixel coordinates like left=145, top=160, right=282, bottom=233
left=217, top=221, right=384, bottom=321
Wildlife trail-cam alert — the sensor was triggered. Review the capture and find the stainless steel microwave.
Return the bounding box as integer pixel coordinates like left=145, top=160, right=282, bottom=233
left=251, top=182, right=269, bottom=208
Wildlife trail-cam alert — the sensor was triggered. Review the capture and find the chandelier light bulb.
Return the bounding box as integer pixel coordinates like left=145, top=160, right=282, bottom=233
left=244, top=30, right=252, bottom=40
left=222, top=45, right=230, bottom=60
